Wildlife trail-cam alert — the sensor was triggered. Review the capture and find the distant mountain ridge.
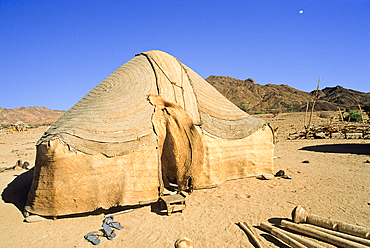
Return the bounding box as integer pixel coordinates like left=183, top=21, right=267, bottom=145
left=205, top=76, right=370, bottom=113
left=1, top=76, right=369, bottom=125
left=0, top=107, right=65, bottom=125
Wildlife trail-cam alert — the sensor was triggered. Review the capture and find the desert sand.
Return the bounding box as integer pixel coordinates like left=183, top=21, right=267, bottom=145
left=0, top=112, right=369, bottom=247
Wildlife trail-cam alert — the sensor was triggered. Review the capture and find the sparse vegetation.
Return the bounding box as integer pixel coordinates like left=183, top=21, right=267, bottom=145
left=254, top=111, right=265, bottom=114
left=235, top=99, right=253, bottom=113
left=344, top=111, right=362, bottom=123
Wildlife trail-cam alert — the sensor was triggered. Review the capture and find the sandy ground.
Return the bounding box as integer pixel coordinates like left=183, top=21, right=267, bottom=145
left=0, top=112, right=369, bottom=248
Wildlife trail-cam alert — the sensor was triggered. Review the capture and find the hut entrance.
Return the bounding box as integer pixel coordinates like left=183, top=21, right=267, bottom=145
left=148, top=94, right=204, bottom=193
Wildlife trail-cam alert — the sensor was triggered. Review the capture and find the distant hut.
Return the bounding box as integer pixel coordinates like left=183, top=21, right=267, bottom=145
left=9, top=121, right=30, bottom=133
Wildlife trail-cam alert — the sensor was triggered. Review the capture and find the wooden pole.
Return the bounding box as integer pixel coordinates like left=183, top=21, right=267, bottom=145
left=292, top=205, right=370, bottom=239
left=358, top=104, right=365, bottom=124
left=304, top=101, right=309, bottom=129
left=281, top=220, right=368, bottom=248
left=338, top=107, right=344, bottom=122
left=282, top=227, right=326, bottom=248
left=305, top=76, right=321, bottom=138
left=260, top=223, right=326, bottom=248
left=259, top=223, right=307, bottom=248
left=303, top=224, right=370, bottom=247
left=238, top=221, right=264, bottom=248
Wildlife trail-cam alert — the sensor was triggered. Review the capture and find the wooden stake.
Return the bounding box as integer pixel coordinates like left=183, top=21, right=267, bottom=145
left=239, top=221, right=264, bottom=248
left=338, top=107, right=344, bottom=122
left=306, top=76, right=321, bottom=138
left=304, top=101, right=309, bottom=129
left=358, top=104, right=365, bottom=124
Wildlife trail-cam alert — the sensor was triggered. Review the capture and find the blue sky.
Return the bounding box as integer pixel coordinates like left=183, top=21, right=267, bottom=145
left=1, top=0, right=369, bottom=110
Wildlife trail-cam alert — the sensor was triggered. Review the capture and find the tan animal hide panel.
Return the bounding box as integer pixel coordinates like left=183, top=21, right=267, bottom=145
left=194, top=127, right=274, bottom=188
left=25, top=139, right=160, bottom=216
left=148, top=95, right=204, bottom=192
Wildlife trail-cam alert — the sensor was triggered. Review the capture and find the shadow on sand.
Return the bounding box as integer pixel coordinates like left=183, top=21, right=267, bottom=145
left=300, top=143, right=370, bottom=155
left=1, top=169, right=34, bottom=213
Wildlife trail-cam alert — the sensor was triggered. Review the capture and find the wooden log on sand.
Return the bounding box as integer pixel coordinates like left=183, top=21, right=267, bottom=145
left=238, top=221, right=264, bottom=248
left=260, top=222, right=326, bottom=248
left=281, top=220, right=368, bottom=248
left=260, top=223, right=307, bottom=248
left=292, top=205, right=370, bottom=239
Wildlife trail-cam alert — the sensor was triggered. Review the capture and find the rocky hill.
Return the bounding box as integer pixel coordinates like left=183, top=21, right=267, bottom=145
left=0, top=107, right=65, bottom=125
left=319, top=86, right=370, bottom=107
left=205, top=76, right=370, bottom=113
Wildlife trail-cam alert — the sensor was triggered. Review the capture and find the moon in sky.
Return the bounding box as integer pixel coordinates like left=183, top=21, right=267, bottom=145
left=299, top=10, right=304, bottom=14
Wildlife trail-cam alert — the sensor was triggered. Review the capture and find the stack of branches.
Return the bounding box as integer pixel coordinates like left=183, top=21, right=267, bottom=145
left=291, top=121, right=370, bottom=140
left=296, top=77, right=369, bottom=140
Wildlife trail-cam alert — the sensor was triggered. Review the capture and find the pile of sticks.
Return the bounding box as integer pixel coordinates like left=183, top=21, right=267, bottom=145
left=296, top=77, right=370, bottom=140
left=239, top=205, right=370, bottom=248
left=291, top=122, right=370, bottom=140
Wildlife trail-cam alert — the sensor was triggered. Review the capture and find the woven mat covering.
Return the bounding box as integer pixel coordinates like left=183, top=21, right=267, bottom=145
left=37, top=50, right=265, bottom=156
left=26, top=50, right=272, bottom=216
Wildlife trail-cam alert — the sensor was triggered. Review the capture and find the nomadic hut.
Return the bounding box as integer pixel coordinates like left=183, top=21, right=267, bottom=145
left=26, top=50, right=274, bottom=216
left=9, top=121, right=29, bottom=133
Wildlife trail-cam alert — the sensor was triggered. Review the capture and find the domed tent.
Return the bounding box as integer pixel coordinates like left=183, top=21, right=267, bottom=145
left=25, top=50, right=274, bottom=217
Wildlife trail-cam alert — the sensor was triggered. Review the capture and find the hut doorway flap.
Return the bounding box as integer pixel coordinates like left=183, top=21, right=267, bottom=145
left=148, top=94, right=204, bottom=192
